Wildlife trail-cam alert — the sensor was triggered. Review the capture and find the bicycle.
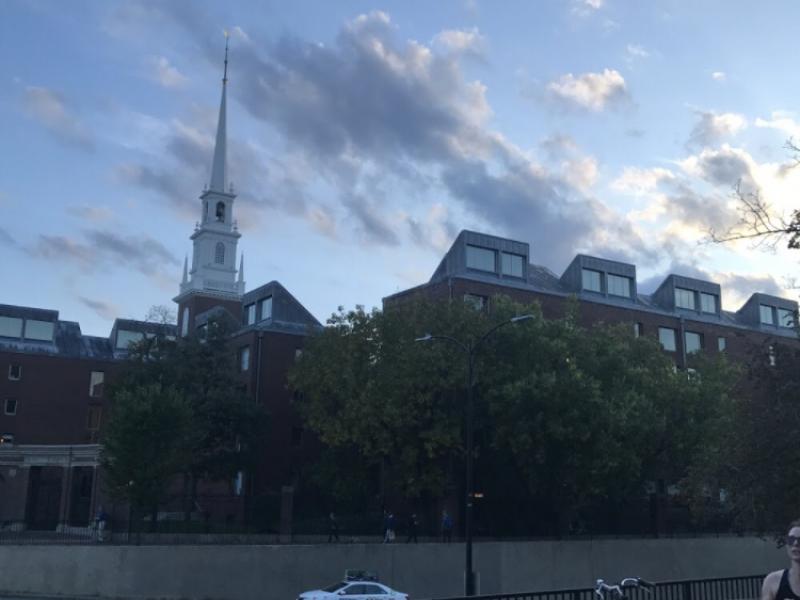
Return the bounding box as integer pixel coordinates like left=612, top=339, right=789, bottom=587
left=595, top=577, right=656, bottom=600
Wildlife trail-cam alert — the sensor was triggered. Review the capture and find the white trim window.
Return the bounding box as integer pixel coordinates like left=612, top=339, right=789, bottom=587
left=8, top=364, right=22, bottom=381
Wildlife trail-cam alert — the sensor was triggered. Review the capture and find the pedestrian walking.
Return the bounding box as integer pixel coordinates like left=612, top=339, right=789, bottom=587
left=441, top=509, right=453, bottom=543
left=328, top=512, right=340, bottom=543
left=406, top=513, right=418, bottom=543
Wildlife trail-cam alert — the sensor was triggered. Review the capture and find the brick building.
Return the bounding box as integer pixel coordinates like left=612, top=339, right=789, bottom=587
left=384, top=230, right=799, bottom=368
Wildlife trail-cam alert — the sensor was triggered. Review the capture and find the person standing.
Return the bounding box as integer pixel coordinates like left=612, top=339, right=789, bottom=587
left=762, top=519, right=800, bottom=600
left=383, top=511, right=396, bottom=543
left=95, top=506, right=108, bottom=543
left=328, top=512, right=340, bottom=543
left=406, top=513, right=419, bottom=543
left=441, top=509, right=453, bottom=543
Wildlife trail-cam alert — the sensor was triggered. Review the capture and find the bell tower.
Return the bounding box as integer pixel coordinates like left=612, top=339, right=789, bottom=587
left=174, top=34, right=245, bottom=335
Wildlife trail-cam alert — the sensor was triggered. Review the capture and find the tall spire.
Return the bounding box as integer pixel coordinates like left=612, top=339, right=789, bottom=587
left=238, top=253, right=244, bottom=285
left=209, top=32, right=229, bottom=193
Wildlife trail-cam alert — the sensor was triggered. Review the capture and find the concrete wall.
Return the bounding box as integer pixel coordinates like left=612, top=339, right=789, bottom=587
left=0, top=537, right=785, bottom=600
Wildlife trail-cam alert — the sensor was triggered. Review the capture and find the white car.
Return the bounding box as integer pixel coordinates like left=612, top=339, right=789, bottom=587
left=298, top=580, right=409, bottom=600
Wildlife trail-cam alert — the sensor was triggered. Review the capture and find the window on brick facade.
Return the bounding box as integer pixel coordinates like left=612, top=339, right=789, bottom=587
left=8, top=364, right=21, bottom=381
left=239, top=346, right=250, bottom=372
left=4, top=399, right=17, bottom=416
left=464, top=294, right=487, bottom=311
left=466, top=245, right=496, bottom=273
left=684, top=331, right=702, bottom=354
left=633, top=323, right=642, bottom=338
left=760, top=305, right=775, bottom=325
left=581, top=269, right=602, bottom=293
left=675, top=288, right=695, bottom=310
left=89, top=371, right=105, bottom=397
left=607, top=274, right=631, bottom=298
left=294, top=348, right=303, bottom=361
left=87, top=406, right=102, bottom=431
left=769, top=345, right=776, bottom=367
left=718, top=337, right=726, bottom=352
left=658, top=327, right=676, bottom=352
left=700, top=293, right=717, bottom=314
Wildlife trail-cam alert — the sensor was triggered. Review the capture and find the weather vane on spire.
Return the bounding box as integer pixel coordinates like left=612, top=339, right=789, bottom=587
left=223, top=30, right=229, bottom=85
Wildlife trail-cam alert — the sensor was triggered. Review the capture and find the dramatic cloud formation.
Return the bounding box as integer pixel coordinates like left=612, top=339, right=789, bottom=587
left=687, top=110, right=747, bottom=148
left=79, top=297, right=120, bottom=320
left=147, top=55, right=189, bottom=88
left=23, top=86, right=94, bottom=150
left=545, top=69, right=630, bottom=112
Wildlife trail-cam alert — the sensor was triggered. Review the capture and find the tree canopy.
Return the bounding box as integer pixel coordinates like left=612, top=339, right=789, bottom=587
left=289, top=296, right=737, bottom=534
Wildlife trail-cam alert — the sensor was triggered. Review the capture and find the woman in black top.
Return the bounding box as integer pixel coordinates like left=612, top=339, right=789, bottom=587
left=762, top=520, right=800, bottom=600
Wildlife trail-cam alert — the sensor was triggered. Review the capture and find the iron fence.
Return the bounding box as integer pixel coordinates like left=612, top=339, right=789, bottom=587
left=426, top=575, right=764, bottom=600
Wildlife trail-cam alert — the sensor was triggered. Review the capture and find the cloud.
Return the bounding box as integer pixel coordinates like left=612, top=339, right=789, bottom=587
left=755, top=111, right=800, bottom=140
left=562, top=157, right=599, bottom=191
left=0, top=227, right=17, bottom=248
left=545, top=69, right=630, bottom=112
left=432, top=28, right=486, bottom=57
left=612, top=166, right=675, bottom=195
left=23, top=86, right=94, bottom=150
left=29, top=229, right=178, bottom=280
left=572, top=0, right=604, bottom=16
left=711, top=71, right=726, bottom=82
left=79, top=297, right=120, bottom=320
left=687, top=110, right=747, bottom=148
left=67, top=205, right=115, bottom=223
left=147, top=56, right=189, bottom=88
left=678, top=145, right=754, bottom=188
left=539, top=134, right=579, bottom=161
left=625, top=44, right=650, bottom=62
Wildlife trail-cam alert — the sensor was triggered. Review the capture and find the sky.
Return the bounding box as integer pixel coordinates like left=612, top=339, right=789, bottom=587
left=3, top=0, right=800, bottom=337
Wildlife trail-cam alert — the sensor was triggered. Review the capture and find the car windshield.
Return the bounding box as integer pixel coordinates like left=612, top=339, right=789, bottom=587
left=322, top=582, right=347, bottom=593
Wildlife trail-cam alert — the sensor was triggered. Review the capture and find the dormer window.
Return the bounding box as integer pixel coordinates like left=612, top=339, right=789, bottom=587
left=581, top=269, right=602, bottom=293
left=259, top=296, right=273, bottom=321
left=760, top=305, right=775, bottom=325
left=607, top=274, right=631, bottom=298
left=466, top=245, right=496, bottom=273
left=501, top=252, right=524, bottom=278
left=778, top=308, right=795, bottom=328
left=700, top=293, right=717, bottom=314
left=0, top=316, right=22, bottom=338
left=215, top=242, right=225, bottom=265
left=675, top=288, right=695, bottom=310
left=215, top=201, right=225, bottom=222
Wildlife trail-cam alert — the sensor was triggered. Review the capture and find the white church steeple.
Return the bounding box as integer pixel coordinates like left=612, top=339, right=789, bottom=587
left=175, top=33, right=245, bottom=302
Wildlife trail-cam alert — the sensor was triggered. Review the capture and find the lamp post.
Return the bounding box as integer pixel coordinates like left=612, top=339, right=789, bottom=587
left=416, top=314, right=533, bottom=596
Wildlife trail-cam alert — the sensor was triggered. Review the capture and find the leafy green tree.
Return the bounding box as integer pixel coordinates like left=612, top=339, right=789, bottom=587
left=685, top=340, right=800, bottom=533
left=104, top=316, right=267, bottom=519
left=100, top=384, right=192, bottom=519
left=290, top=296, right=735, bottom=532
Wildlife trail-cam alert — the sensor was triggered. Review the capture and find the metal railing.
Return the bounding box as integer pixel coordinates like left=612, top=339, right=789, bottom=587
left=426, top=575, right=765, bottom=600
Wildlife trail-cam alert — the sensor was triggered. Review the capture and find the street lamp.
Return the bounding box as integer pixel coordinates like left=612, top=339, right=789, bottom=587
left=415, top=313, right=533, bottom=596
